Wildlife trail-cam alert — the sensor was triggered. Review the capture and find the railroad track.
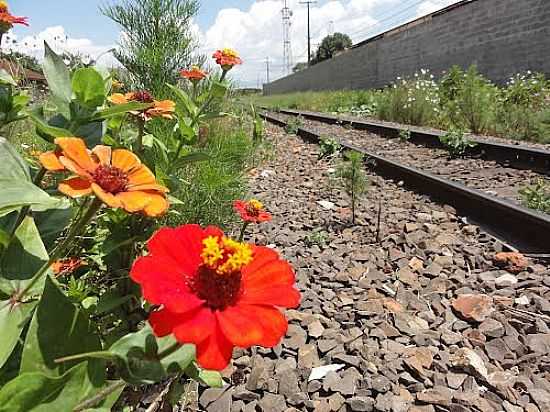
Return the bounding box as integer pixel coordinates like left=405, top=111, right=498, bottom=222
left=261, top=110, right=550, bottom=254
left=267, top=107, right=550, bottom=173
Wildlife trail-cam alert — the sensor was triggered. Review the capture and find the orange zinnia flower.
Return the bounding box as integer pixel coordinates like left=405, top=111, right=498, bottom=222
left=0, top=1, right=28, bottom=31
left=212, top=48, right=242, bottom=71
left=131, top=224, right=300, bottom=370
left=108, top=90, right=175, bottom=121
left=234, top=199, right=272, bottom=223
left=39, top=137, right=169, bottom=217
left=39, top=150, right=65, bottom=171
left=180, top=66, right=207, bottom=82
left=52, top=257, right=86, bottom=277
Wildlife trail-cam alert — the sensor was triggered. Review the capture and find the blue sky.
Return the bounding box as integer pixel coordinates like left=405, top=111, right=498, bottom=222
left=9, top=0, right=460, bottom=86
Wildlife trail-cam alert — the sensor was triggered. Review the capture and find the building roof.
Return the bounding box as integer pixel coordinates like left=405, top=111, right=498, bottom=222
left=0, top=59, right=46, bottom=84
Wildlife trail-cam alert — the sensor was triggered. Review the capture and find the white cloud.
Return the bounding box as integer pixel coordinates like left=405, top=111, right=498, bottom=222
left=416, top=0, right=461, bottom=17
left=3, top=26, right=117, bottom=66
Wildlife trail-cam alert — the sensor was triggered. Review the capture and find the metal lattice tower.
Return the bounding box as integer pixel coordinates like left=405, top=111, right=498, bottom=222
left=282, top=0, right=293, bottom=75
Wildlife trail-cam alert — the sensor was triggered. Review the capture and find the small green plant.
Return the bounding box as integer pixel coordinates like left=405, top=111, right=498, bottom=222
left=398, top=128, right=411, bottom=141
left=439, top=128, right=477, bottom=157
left=520, top=178, right=550, bottom=214
left=319, top=135, right=341, bottom=158
left=336, top=150, right=369, bottom=224
left=250, top=104, right=264, bottom=141
left=305, top=228, right=329, bottom=247
left=285, top=115, right=303, bottom=134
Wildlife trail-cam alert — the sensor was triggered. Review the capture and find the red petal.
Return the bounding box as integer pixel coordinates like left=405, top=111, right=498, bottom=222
left=240, top=285, right=301, bottom=308
left=130, top=255, right=204, bottom=313
left=242, top=249, right=296, bottom=290
left=242, top=304, right=289, bottom=347
left=173, top=306, right=215, bottom=345
left=196, top=321, right=234, bottom=371
left=149, top=308, right=186, bottom=336
left=146, top=225, right=204, bottom=274
left=242, top=246, right=279, bottom=275
left=216, top=305, right=264, bottom=348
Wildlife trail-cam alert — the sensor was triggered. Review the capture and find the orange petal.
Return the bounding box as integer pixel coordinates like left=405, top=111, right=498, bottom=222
left=127, top=164, right=156, bottom=186
left=58, top=177, right=92, bottom=198
left=39, top=151, right=65, bottom=171
left=54, top=138, right=96, bottom=173
left=111, top=149, right=141, bottom=173
left=59, top=156, right=93, bottom=179
left=115, top=191, right=153, bottom=213
left=91, top=183, right=122, bottom=208
left=143, top=192, right=169, bottom=217
left=91, top=145, right=112, bottom=166
left=108, top=93, right=129, bottom=105
left=127, top=183, right=169, bottom=193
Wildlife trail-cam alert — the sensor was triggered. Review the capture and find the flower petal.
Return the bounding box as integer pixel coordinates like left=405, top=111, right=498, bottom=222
left=240, top=304, right=288, bottom=347
left=58, top=177, right=92, bottom=197
left=142, top=192, right=169, bottom=217
left=111, top=149, right=141, bottom=173
left=173, top=306, right=215, bottom=345
left=91, top=145, right=112, bottom=166
left=54, top=137, right=97, bottom=172
left=149, top=308, right=184, bottom=337
left=240, top=285, right=301, bottom=308
left=127, top=164, right=156, bottom=186
left=242, top=247, right=295, bottom=289
left=39, top=151, right=64, bottom=171
left=108, top=93, right=129, bottom=105
left=115, top=191, right=152, bottom=213
left=196, top=321, right=233, bottom=371
left=216, top=305, right=264, bottom=348
left=131, top=255, right=204, bottom=313
left=91, top=183, right=122, bottom=208
left=59, top=155, right=93, bottom=178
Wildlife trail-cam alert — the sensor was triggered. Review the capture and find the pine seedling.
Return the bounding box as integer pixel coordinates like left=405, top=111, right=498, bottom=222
left=336, top=150, right=369, bottom=225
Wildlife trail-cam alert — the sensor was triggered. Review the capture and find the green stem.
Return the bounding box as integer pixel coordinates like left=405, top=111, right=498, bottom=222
left=16, top=198, right=103, bottom=301
left=238, top=222, right=250, bottom=242
left=73, top=381, right=126, bottom=412
left=134, top=118, right=145, bottom=155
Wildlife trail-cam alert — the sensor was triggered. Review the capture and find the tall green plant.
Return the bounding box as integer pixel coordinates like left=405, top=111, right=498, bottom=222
left=336, top=150, right=369, bottom=225
left=102, top=0, right=200, bottom=97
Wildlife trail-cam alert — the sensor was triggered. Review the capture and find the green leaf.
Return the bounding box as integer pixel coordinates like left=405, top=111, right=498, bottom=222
left=76, top=121, right=105, bottom=148
left=0, top=137, right=30, bottom=181
left=167, top=83, right=198, bottom=117
left=72, top=68, right=106, bottom=109
left=33, top=202, right=73, bottom=250
left=89, top=102, right=151, bottom=122
left=82, top=381, right=125, bottom=411
left=0, top=363, right=93, bottom=412
left=0, top=217, right=48, bottom=296
left=0, top=301, right=37, bottom=369
left=0, top=179, right=62, bottom=218
left=0, top=229, right=9, bottom=250
left=185, top=363, right=223, bottom=388
left=42, top=42, right=72, bottom=106
left=20, top=277, right=104, bottom=380
left=0, top=69, right=17, bottom=86
left=27, top=111, right=72, bottom=143
left=211, top=81, right=229, bottom=99
left=172, top=152, right=209, bottom=170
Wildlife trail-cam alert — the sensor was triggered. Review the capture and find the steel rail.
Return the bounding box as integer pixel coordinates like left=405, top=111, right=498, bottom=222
left=267, top=107, right=550, bottom=173
left=261, top=111, right=550, bottom=253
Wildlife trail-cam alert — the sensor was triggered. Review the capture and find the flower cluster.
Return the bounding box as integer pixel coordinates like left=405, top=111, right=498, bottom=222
left=40, top=138, right=169, bottom=217
left=0, top=1, right=28, bottom=33
left=131, top=224, right=300, bottom=370
left=108, top=91, right=175, bottom=121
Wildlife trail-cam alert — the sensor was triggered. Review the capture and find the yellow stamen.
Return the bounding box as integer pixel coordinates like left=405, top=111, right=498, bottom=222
left=201, top=236, right=253, bottom=275
left=222, top=48, right=239, bottom=58
left=248, top=199, right=263, bottom=210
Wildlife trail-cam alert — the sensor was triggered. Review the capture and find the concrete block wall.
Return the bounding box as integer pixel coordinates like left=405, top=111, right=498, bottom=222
left=263, top=0, right=550, bottom=95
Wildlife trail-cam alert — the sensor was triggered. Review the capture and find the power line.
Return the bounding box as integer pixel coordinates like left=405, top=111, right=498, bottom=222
left=299, top=1, right=317, bottom=66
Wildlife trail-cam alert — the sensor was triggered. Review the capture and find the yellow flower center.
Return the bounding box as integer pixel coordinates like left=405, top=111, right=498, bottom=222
left=222, top=48, right=239, bottom=58
left=201, top=236, right=253, bottom=275
left=0, top=1, right=8, bottom=12
left=191, top=65, right=202, bottom=72
left=248, top=199, right=263, bottom=211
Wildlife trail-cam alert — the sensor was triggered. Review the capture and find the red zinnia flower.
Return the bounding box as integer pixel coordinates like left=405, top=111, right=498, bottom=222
left=181, top=66, right=207, bottom=82
left=212, top=48, right=242, bottom=71
left=0, top=1, right=28, bottom=31
left=234, top=199, right=272, bottom=223
left=130, top=224, right=301, bottom=370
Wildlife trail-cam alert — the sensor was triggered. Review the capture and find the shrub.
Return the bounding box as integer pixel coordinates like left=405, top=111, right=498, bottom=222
left=335, top=150, right=369, bottom=224
left=319, top=135, right=341, bottom=158
left=520, top=178, right=550, bottom=214
left=439, top=128, right=478, bottom=158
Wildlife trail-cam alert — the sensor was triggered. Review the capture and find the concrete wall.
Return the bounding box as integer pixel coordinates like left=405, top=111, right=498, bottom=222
left=263, top=0, right=550, bottom=95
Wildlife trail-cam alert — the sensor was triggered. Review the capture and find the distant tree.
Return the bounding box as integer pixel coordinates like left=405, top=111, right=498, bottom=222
left=312, top=32, right=352, bottom=65
left=102, top=0, right=200, bottom=97
left=292, top=62, right=308, bottom=73
left=0, top=50, right=41, bottom=73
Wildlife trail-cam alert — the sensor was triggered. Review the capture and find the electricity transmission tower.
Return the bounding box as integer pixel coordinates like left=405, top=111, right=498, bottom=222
left=282, top=0, right=293, bottom=75
left=299, top=0, right=317, bottom=66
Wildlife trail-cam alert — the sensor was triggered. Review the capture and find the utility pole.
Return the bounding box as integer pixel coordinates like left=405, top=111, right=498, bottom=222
left=282, top=0, right=293, bottom=75
left=299, top=0, right=317, bottom=66
left=265, top=57, right=270, bottom=84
